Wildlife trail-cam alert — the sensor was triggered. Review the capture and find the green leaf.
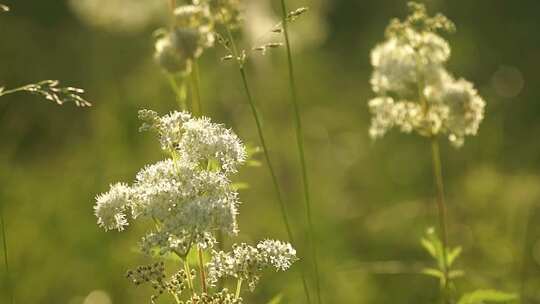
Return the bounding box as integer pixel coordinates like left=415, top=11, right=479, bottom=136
left=458, top=289, right=518, bottom=304
left=421, top=237, right=437, bottom=259
left=449, top=269, right=465, bottom=279
left=232, top=182, right=250, bottom=190
left=266, top=294, right=283, bottom=304
left=247, top=159, right=262, bottom=167
left=448, top=246, right=462, bottom=266
left=421, top=267, right=443, bottom=279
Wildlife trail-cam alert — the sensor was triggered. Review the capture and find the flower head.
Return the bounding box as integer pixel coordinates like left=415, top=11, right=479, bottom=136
left=94, top=183, right=132, bottom=231
left=139, top=110, right=247, bottom=174
left=367, top=2, right=485, bottom=147
left=206, top=240, right=298, bottom=291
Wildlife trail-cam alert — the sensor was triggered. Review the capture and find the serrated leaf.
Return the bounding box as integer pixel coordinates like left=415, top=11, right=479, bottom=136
left=266, top=294, right=283, bottom=304
left=247, top=159, right=262, bottom=167
left=421, top=237, right=438, bottom=259
left=458, top=289, right=518, bottom=304
left=421, top=267, right=443, bottom=279
left=232, top=182, right=250, bottom=190
left=449, top=269, right=465, bottom=279
left=448, top=246, right=462, bottom=266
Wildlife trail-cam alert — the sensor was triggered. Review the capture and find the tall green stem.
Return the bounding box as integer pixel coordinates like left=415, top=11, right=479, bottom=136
left=430, top=138, right=450, bottom=303
left=168, top=76, right=189, bottom=111
left=190, top=61, right=203, bottom=116
left=277, top=1, right=321, bottom=303
left=225, top=27, right=312, bottom=304
left=0, top=202, right=13, bottom=304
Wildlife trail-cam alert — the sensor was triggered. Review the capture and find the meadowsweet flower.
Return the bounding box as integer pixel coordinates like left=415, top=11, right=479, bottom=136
left=367, top=2, right=485, bottom=147
left=154, top=33, right=192, bottom=74
left=172, top=5, right=215, bottom=58
left=94, top=183, right=132, bottom=231
left=185, top=289, right=242, bottom=304
left=207, top=240, right=298, bottom=291
left=153, top=5, right=214, bottom=74
left=132, top=159, right=240, bottom=254
left=139, top=110, right=247, bottom=174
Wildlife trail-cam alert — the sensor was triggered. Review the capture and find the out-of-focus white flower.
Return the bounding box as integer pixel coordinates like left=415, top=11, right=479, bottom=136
left=367, top=2, right=485, bottom=148
left=69, top=0, right=166, bottom=33
left=206, top=240, right=298, bottom=291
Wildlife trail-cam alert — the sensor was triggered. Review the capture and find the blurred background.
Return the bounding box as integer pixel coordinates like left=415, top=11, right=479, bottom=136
left=1, top=0, right=539, bottom=303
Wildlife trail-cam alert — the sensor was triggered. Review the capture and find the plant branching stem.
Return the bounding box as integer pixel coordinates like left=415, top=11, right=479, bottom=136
left=234, top=278, right=243, bottom=300
left=225, top=27, right=312, bottom=304
left=168, top=76, right=189, bottom=111
left=0, top=202, right=13, bottom=304
left=430, top=138, right=450, bottom=304
left=277, top=1, right=321, bottom=303
left=184, top=258, right=195, bottom=295
left=198, top=248, right=207, bottom=293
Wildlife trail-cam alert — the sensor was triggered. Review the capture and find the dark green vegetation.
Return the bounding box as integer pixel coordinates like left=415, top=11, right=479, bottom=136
left=1, top=0, right=539, bottom=303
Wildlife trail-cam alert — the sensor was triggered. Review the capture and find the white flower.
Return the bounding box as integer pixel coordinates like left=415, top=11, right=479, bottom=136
left=206, top=240, right=298, bottom=291
left=256, top=240, right=297, bottom=271
left=132, top=159, right=240, bottom=254
left=94, top=183, right=132, bottom=231
left=69, top=0, right=166, bottom=33
left=139, top=110, right=247, bottom=174
left=367, top=2, right=485, bottom=148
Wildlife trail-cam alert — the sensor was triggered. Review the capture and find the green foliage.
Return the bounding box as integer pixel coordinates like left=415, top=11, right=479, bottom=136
left=266, top=294, right=283, bottom=304
left=420, top=227, right=463, bottom=281
left=457, top=290, right=517, bottom=304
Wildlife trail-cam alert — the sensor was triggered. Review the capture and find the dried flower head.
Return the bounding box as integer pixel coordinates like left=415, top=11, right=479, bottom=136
left=368, top=2, right=485, bottom=147
left=0, top=80, right=91, bottom=107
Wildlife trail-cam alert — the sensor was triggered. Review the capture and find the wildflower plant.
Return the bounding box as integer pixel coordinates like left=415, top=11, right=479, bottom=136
left=369, top=3, right=514, bottom=304
left=368, top=2, right=485, bottom=148
left=94, top=110, right=297, bottom=303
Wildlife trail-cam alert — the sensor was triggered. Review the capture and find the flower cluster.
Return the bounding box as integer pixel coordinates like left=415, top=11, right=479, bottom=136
left=206, top=240, right=298, bottom=291
left=126, top=262, right=195, bottom=303
left=368, top=2, right=485, bottom=147
left=94, top=110, right=246, bottom=255
left=139, top=109, right=247, bottom=174
left=95, top=110, right=297, bottom=302
left=154, top=1, right=243, bottom=74
left=185, top=289, right=242, bottom=304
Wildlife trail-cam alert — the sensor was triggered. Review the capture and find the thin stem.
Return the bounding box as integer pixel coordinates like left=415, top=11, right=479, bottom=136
left=184, top=258, right=195, bottom=295
left=0, top=202, right=13, bottom=304
left=190, top=61, right=203, bottom=116
left=430, top=138, right=450, bottom=304
left=225, top=27, right=312, bottom=304
left=198, top=248, right=207, bottom=293
left=234, top=278, right=243, bottom=300
left=168, top=0, right=176, bottom=12
left=277, top=1, right=321, bottom=303
left=168, top=75, right=189, bottom=111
